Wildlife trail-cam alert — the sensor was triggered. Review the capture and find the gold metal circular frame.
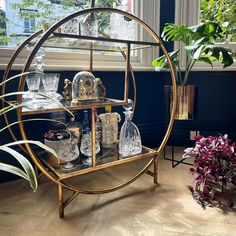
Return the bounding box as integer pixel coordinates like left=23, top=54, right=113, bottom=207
left=1, top=30, right=43, bottom=154
left=12, top=7, right=176, bottom=194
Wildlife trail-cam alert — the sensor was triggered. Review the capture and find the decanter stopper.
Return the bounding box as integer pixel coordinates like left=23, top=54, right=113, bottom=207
left=123, top=99, right=133, bottom=111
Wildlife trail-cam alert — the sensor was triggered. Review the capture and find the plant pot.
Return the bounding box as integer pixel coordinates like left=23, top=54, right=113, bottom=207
left=164, top=85, right=196, bottom=120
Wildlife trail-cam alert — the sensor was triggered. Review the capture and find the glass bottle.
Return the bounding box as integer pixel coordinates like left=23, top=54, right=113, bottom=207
left=95, top=108, right=102, bottom=144
left=67, top=114, right=82, bottom=145
left=102, top=114, right=114, bottom=148
left=82, top=110, right=91, bottom=134
left=118, top=99, right=142, bottom=157
left=80, top=110, right=100, bottom=165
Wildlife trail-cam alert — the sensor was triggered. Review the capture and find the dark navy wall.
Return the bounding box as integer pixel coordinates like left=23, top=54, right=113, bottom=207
left=1, top=0, right=236, bottom=182
left=28, top=70, right=236, bottom=146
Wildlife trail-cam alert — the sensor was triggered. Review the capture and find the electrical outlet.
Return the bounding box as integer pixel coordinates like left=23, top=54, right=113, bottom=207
left=190, top=130, right=200, bottom=140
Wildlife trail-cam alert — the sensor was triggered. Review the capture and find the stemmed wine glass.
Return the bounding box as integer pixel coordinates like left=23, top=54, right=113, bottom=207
left=80, top=132, right=100, bottom=165
left=25, top=73, right=41, bottom=109
left=57, top=138, right=79, bottom=171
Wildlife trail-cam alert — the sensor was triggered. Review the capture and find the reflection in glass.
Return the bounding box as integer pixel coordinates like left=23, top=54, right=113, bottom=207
left=110, top=5, right=135, bottom=41
left=80, top=13, right=98, bottom=37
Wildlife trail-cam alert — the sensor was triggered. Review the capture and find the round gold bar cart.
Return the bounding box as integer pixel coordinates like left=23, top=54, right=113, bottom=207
left=3, top=7, right=177, bottom=218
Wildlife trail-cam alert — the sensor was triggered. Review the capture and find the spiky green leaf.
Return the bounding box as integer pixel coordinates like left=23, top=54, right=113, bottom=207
left=0, top=163, right=29, bottom=181
left=0, top=146, right=37, bottom=190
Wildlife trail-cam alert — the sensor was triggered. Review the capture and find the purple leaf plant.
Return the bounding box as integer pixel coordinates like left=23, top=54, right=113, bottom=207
left=183, top=134, right=236, bottom=208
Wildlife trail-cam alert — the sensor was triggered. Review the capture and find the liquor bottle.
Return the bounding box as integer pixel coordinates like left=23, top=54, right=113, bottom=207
left=67, top=115, right=81, bottom=145
left=102, top=106, right=114, bottom=148
left=80, top=110, right=100, bottom=165
left=82, top=110, right=91, bottom=134
left=94, top=108, right=102, bottom=144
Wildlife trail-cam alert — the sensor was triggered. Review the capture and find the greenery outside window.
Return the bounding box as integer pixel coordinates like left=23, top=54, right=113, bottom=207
left=0, top=0, right=160, bottom=71
left=175, top=0, right=236, bottom=70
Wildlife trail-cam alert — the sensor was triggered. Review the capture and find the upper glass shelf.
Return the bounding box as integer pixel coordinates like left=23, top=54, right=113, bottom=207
left=28, top=33, right=160, bottom=53
left=21, top=97, right=127, bottom=115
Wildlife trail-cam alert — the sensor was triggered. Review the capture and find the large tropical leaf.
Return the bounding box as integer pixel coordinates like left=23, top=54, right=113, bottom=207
left=161, top=23, right=192, bottom=44
left=196, top=57, right=213, bottom=67
left=152, top=49, right=180, bottom=71
left=0, top=146, right=37, bottom=190
left=189, top=21, right=223, bottom=42
left=199, top=45, right=234, bottom=68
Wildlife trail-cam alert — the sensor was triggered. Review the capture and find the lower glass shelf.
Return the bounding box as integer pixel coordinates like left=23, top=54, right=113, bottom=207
left=40, top=145, right=158, bottom=181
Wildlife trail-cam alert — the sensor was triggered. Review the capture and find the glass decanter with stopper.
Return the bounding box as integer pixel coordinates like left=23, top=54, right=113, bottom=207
left=118, top=99, right=142, bottom=157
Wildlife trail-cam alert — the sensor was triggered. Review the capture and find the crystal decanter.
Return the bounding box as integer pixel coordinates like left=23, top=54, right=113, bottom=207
left=118, top=99, right=142, bottom=157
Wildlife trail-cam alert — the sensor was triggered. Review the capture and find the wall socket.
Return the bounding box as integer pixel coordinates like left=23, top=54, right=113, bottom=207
left=190, top=130, right=200, bottom=140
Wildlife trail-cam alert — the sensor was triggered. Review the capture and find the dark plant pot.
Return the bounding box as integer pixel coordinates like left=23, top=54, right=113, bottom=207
left=164, top=85, right=196, bottom=120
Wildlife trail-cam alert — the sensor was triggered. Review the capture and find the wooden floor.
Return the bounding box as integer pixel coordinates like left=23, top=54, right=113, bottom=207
left=0, top=147, right=236, bottom=236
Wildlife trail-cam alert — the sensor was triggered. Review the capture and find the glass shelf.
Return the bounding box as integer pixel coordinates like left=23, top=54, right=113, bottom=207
left=28, top=33, right=159, bottom=53
left=40, top=145, right=157, bottom=181
left=21, top=97, right=126, bottom=115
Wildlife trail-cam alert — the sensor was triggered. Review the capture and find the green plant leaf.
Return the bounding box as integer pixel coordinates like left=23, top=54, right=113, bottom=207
left=0, top=104, right=14, bottom=114
left=196, top=57, right=213, bottom=67
left=2, top=140, right=58, bottom=157
left=0, top=71, right=43, bottom=87
left=0, top=118, right=68, bottom=135
left=152, top=49, right=180, bottom=70
left=0, top=91, right=74, bottom=118
left=161, top=23, right=192, bottom=44
left=0, top=146, right=37, bottom=190
left=189, top=21, right=223, bottom=39
left=202, top=45, right=234, bottom=68
left=0, top=162, right=29, bottom=181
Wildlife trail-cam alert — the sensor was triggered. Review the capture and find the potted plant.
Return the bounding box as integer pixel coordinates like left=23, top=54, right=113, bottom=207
left=152, top=21, right=235, bottom=119
left=0, top=72, right=69, bottom=190
left=183, top=134, right=236, bottom=208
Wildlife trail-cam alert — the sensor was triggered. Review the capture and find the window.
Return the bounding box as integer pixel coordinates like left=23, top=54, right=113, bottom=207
left=0, top=0, right=160, bottom=71
left=21, top=9, right=36, bottom=34
left=175, top=0, right=235, bottom=70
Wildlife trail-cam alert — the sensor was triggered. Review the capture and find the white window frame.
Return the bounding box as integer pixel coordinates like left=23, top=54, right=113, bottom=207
left=175, top=0, right=236, bottom=71
left=0, top=0, right=160, bottom=71
left=21, top=9, right=36, bottom=34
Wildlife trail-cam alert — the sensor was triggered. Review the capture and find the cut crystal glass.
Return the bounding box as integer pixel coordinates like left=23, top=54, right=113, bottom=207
left=80, top=13, right=98, bottom=37
left=80, top=132, right=100, bottom=165
left=25, top=73, right=41, bottom=109
left=42, top=73, right=60, bottom=95
left=57, top=139, right=79, bottom=171
left=119, top=99, right=142, bottom=157
left=61, top=18, right=80, bottom=35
